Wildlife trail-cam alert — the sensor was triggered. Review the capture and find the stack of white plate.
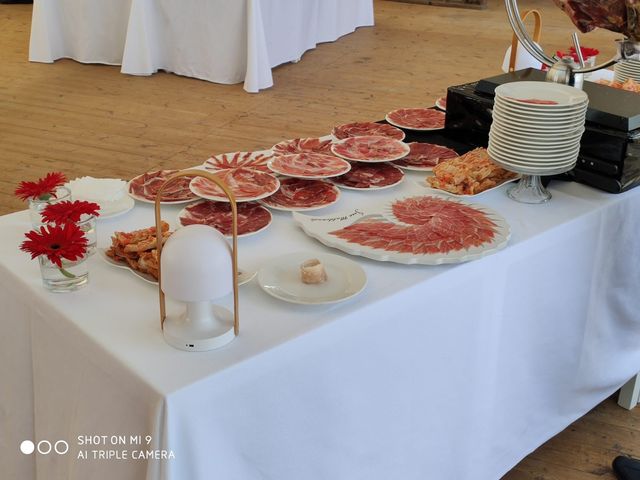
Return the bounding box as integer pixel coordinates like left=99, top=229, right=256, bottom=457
left=488, top=81, right=588, bottom=176
left=614, top=59, right=640, bottom=83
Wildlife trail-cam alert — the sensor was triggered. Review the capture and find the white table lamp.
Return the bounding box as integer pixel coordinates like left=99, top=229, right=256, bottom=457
left=161, top=225, right=235, bottom=351
left=153, top=170, right=240, bottom=352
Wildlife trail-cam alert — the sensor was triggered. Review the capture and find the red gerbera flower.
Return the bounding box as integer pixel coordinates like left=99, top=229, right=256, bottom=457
left=20, top=223, right=88, bottom=268
left=41, top=200, right=100, bottom=224
left=14, top=172, right=67, bottom=201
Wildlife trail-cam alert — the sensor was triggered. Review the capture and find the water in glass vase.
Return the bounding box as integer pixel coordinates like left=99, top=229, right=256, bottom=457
left=39, top=255, right=89, bottom=292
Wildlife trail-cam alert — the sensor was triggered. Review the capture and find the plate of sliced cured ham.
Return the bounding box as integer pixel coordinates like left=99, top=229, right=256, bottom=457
left=330, top=162, right=404, bottom=190
left=128, top=169, right=199, bottom=204
left=190, top=168, right=280, bottom=203
left=178, top=200, right=272, bottom=237
left=331, top=136, right=410, bottom=163
left=203, top=150, right=274, bottom=173
left=386, top=108, right=446, bottom=131
left=267, top=153, right=351, bottom=179
left=272, top=137, right=334, bottom=156
left=293, top=194, right=510, bottom=265
left=392, top=142, right=458, bottom=171
left=260, top=178, right=340, bottom=211
left=331, top=122, right=405, bottom=141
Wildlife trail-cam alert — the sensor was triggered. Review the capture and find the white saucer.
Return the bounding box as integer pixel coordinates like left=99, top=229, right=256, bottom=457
left=258, top=251, right=366, bottom=305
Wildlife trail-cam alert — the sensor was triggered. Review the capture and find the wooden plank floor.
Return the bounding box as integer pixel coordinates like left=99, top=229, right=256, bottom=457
left=1, top=1, right=638, bottom=478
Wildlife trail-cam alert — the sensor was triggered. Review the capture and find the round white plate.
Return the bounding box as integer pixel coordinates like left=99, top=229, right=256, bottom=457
left=492, top=157, right=577, bottom=170
left=494, top=96, right=588, bottom=113
left=259, top=181, right=341, bottom=212
left=127, top=170, right=200, bottom=205
left=189, top=173, right=280, bottom=203
left=488, top=140, right=580, bottom=161
left=490, top=123, right=584, bottom=142
left=267, top=154, right=351, bottom=179
left=385, top=111, right=446, bottom=131
left=495, top=81, right=588, bottom=108
left=494, top=99, right=588, bottom=117
left=203, top=150, right=274, bottom=173
left=99, top=248, right=255, bottom=286
left=331, top=177, right=405, bottom=191
left=257, top=252, right=367, bottom=305
left=488, top=150, right=576, bottom=175
left=491, top=119, right=585, bottom=135
left=329, top=163, right=405, bottom=190
left=491, top=111, right=586, bottom=130
left=489, top=129, right=583, bottom=148
left=177, top=201, right=273, bottom=238
left=330, top=122, right=406, bottom=142
left=330, top=176, right=405, bottom=190
left=331, top=136, right=411, bottom=163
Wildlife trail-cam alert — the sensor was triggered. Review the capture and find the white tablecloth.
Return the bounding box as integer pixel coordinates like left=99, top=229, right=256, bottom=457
left=2, top=175, right=640, bottom=480
left=28, top=0, right=375, bottom=92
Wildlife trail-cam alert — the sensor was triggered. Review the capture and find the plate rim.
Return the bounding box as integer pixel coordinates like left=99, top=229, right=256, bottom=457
left=266, top=153, right=352, bottom=179
left=385, top=108, right=446, bottom=131
left=127, top=176, right=199, bottom=205
left=189, top=172, right=281, bottom=203
left=177, top=200, right=273, bottom=238
left=330, top=135, right=411, bottom=163
left=330, top=121, right=406, bottom=141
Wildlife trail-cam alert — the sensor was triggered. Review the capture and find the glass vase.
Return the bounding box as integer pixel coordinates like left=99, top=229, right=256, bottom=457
left=38, top=255, right=89, bottom=292
left=77, top=214, right=97, bottom=256
left=29, top=186, right=72, bottom=227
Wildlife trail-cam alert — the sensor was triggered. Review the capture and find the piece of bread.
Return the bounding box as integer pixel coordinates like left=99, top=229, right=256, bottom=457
left=300, top=259, right=327, bottom=284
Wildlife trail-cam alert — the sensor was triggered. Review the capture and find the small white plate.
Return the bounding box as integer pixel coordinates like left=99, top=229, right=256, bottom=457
left=98, top=248, right=157, bottom=284
left=257, top=252, right=367, bottom=305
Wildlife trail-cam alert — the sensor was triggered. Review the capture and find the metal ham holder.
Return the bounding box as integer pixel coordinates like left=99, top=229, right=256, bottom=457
left=505, top=0, right=640, bottom=89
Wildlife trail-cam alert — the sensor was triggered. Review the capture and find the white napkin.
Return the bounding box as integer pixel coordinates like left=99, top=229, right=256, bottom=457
left=66, top=177, right=127, bottom=203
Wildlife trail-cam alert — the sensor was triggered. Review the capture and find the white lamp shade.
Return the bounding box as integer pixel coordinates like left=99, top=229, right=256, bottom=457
left=502, top=41, right=543, bottom=73
left=161, top=225, right=232, bottom=302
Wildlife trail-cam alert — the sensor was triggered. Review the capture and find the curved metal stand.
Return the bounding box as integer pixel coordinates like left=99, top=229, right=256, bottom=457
left=505, top=0, right=640, bottom=87
left=154, top=170, right=240, bottom=337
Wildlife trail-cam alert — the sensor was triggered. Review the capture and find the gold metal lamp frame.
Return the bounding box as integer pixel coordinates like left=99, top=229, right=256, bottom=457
left=153, top=170, right=239, bottom=336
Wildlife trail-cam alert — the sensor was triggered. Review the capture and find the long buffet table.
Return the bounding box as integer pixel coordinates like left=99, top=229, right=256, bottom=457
left=2, top=172, right=640, bottom=480
left=28, top=0, right=374, bottom=92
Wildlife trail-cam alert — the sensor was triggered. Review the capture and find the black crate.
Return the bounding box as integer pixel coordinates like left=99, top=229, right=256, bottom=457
left=444, top=69, right=640, bottom=193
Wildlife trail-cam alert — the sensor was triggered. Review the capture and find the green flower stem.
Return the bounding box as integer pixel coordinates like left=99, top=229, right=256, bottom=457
left=58, top=267, right=76, bottom=279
